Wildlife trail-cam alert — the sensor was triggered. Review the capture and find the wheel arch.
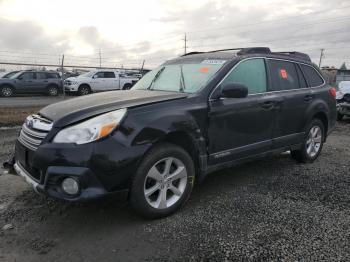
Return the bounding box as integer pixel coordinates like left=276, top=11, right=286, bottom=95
left=0, top=83, right=15, bottom=89
left=304, top=99, right=330, bottom=139
left=128, top=112, right=207, bottom=181
left=312, top=111, right=328, bottom=139
left=78, top=83, right=91, bottom=89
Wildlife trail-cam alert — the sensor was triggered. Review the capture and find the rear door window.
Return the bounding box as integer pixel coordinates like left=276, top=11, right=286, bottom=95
left=268, top=60, right=300, bottom=91
left=46, top=73, right=59, bottom=79
left=300, top=65, right=324, bottom=87
left=104, top=72, right=115, bottom=78
left=221, top=58, right=267, bottom=94
left=36, top=72, right=47, bottom=79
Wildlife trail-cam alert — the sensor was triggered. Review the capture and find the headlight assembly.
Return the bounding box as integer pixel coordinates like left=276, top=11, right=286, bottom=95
left=53, top=109, right=127, bottom=144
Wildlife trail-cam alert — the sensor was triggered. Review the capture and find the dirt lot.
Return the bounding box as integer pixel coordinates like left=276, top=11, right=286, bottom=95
left=1, top=121, right=350, bottom=261
left=0, top=96, right=71, bottom=126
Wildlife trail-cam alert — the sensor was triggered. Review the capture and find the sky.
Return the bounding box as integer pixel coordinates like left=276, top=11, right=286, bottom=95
left=0, top=0, right=349, bottom=70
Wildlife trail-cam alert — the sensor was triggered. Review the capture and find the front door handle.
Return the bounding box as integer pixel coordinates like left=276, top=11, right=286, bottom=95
left=260, top=101, right=275, bottom=109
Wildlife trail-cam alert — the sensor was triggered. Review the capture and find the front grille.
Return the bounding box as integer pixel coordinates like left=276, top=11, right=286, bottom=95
left=18, top=114, right=53, bottom=151
left=64, top=80, right=71, bottom=86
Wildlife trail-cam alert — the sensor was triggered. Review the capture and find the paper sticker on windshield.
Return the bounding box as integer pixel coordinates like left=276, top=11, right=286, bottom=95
left=201, top=60, right=226, bottom=65
left=199, top=67, right=209, bottom=73
left=280, top=69, right=288, bottom=79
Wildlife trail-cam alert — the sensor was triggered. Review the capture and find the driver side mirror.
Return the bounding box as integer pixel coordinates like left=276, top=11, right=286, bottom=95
left=221, top=83, right=248, bottom=98
left=92, top=75, right=97, bottom=79
left=17, top=76, right=23, bottom=80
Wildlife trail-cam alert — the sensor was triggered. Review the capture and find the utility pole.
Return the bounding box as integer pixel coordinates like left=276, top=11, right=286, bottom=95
left=319, top=48, right=325, bottom=68
left=183, top=34, right=187, bottom=55
left=140, top=60, right=145, bottom=74
left=61, top=54, right=65, bottom=98
left=99, top=49, right=102, bottom=68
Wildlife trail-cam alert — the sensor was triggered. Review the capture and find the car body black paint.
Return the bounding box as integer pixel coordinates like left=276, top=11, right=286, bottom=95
left=11, top=50, right=336, bottom=201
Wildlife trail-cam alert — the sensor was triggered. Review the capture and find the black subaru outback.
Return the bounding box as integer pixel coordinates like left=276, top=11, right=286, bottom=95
left=6, top=47, right=337, bottom=218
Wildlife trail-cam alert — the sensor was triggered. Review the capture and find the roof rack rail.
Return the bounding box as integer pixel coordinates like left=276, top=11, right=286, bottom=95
left=237, top=47, right=271, bottom=55
left=182, top=51, right=205, bottom=56
left=273, top=51, right=311, bottom=62
left=182, top=47, right=271, bottom=57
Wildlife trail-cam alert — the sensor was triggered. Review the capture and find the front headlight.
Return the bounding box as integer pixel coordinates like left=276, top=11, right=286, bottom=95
left=53, top=109, right=127, bottom=144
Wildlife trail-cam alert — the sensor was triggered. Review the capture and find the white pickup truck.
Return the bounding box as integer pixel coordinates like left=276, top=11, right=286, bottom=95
left=64, top=70, right=139, bottom=95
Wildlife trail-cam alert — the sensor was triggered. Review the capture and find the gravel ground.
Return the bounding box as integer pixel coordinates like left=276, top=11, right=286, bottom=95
left=0, top=120, right=350, bottom=261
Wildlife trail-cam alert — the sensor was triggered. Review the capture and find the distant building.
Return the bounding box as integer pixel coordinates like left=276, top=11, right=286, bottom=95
left=321, top=63, right=350, bottom=87
left=336, top=69, right=350, bottom=85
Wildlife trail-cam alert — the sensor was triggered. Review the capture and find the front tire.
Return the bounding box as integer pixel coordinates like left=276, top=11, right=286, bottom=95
left=291, top=119, right=324, bottom=163
left=1, top=85, right=13, bottom=97
left=130, top=143, right=195, bottom=219
left=78, top=85, right=91, bottom=96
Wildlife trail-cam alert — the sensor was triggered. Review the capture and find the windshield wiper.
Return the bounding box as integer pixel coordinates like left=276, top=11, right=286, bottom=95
left=147, top=67, right=165, bottom=90
left=179, top=65, right=186, bottom=92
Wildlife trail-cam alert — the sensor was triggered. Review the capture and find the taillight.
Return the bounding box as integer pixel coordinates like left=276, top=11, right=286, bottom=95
left=329, top=87, right=337, bottom=99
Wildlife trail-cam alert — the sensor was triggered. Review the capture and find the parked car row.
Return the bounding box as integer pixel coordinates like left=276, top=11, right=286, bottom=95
left=64, top=70, right=139, bottom=96
left=0, top=70, right=62, bottom=97
left=0, top=69, right=141, bottom=97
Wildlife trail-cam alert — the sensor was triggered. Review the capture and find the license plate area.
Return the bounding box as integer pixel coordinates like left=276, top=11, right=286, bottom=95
left=15, top=141, right=41, bottom=182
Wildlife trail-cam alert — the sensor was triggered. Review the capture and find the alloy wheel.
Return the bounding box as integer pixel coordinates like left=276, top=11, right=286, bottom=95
left=80, top=87, right=89, bottom=95
left=306, top=126, right=322, bottom=158
left=48, top=87, right=58, bottom=96
left=144, top=157, right=187, bottom=209
left=1, top=87, right=12, bottom=97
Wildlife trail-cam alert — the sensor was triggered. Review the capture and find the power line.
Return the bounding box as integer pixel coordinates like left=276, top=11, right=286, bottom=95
left=185, top=4, right=350, bottom=35
left=187, top=16, right=350, bottom=42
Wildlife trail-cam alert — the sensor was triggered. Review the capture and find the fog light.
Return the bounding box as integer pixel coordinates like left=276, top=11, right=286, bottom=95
left=62, top=177, right=79, bottom=195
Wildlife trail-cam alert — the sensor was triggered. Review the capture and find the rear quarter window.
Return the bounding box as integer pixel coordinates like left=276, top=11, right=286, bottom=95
left=300, top=65, right=324, bottom=87
left=46, top=73, right=60, bottom=79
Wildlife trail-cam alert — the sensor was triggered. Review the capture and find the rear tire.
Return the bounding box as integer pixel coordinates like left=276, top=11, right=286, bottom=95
left=78, top=85, right=91, bottom=96
left=47, top=86, right=58, bottom=96
left=1, top=85, right=13, bottom=97
left=291, top=119, right=324, bottom=163
left=130, top=143, right=195, bottom=219
left=122, top=83, right=132, bottom=90
left=337, top=113, right=344, bottom=121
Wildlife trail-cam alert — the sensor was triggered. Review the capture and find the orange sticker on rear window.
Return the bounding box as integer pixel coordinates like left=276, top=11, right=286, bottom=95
left=199, top=67, right=209, bottom=73
left=280, top=69, right=288, bottom=79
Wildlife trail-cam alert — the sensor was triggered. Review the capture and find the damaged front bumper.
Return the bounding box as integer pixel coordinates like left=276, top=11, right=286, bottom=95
left=337, top=102, right=350, bottom=116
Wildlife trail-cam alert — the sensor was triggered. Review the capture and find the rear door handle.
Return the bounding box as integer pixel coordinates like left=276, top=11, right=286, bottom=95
left=304, top=95, right=314, bottom=102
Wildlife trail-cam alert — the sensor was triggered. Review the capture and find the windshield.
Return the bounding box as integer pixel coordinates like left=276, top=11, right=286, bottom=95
left=3, top=71, right=18, bottom=78
left=132, top=62, right=225, bottom=93
left=9, top=72, right=22, bottom=79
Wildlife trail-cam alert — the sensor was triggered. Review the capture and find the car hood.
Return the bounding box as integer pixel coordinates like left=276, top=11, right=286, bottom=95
left=0, top=78, right=13, bottom=82
left=39, top=90, right=188, bottom=127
